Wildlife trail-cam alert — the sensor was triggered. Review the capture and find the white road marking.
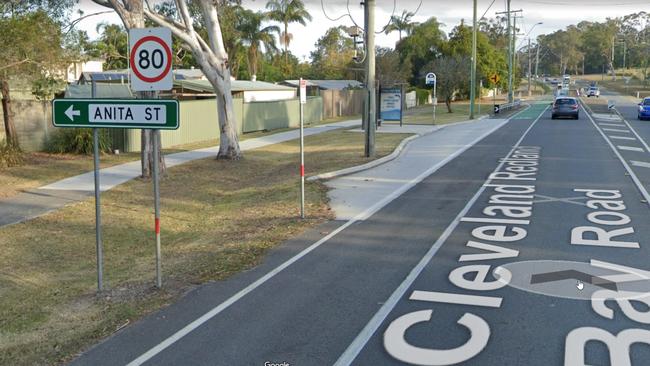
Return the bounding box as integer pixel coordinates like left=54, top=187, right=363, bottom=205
left=602, top=128, right=630, bottom=133
left=609, top=136, right=637, bottom=141
left=619, top=114, right=650, bottom=153
left=532, top=194, right=588, bottom=206
left=333, top=105, right=549, bottom=366
left=631, top=161, right=650, bottom=168
left=583, top=103, right=650, bottom=206
left=124, top=108, right=529, bottom=366
left=599, top=122, right=624, bottom=127
left=617, top=145, right=645, bottom=152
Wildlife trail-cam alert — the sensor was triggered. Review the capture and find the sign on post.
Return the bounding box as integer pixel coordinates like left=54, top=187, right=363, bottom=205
left=299, top=79, right=307, bottom=104
left=380, top=88, right=402, bottom=121
left=129, top=28, right=173, bottom=91
left=52, top=99, right=179, bottom=129
left=425, top=72, right=436, bottom=86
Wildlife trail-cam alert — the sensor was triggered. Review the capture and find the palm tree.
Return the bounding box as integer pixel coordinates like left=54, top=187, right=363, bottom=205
left=384, top=10, right=416, bottom=41
left=266, top=0, right=312, bottom=64
left=238, top=10, right=280, bottom=80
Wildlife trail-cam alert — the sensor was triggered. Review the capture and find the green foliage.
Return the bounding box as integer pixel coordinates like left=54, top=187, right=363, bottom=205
left=309, top=27, right=356, bottom=80
left=396, top=17, right=447, bottom=85
left=46, top=128, right=112, bottom=155
left=31, top=75, right=65, bottom=101
left=0, top=139, right=23, bottom=168
left=88, top=23, right=128, bottom=70
left=266, top=0, right=312, bottom=54
left=237, top=9, right=280, bottom=78
left=413, top=88, right=430, bottom=105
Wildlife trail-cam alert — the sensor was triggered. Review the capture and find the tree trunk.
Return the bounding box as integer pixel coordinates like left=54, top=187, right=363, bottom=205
left=284, top=22, right=288, bottom=65
left=1, top=79, right=19, bottom=148
left=445, top=97, right=452, bottom=113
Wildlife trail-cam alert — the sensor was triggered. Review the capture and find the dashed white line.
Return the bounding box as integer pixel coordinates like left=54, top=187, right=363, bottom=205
left=617, top=145, right=645, bottom=152
left=603, top=128, right=630, bottom=133
left=609, top=136, right=637, bottom=141
left=631, top=161, right=650, bottom=168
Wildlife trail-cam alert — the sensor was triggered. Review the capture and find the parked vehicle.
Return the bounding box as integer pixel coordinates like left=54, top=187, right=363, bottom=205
left=551, top=97, right=580, bottom=120
left=638, top=97, right=650, bottom=120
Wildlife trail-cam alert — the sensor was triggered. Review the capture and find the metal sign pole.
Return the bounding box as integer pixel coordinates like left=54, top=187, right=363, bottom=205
left=153, top=128, right=162, bottom=288
left=91, top=80, right=104, bottom=292
left=299, top=90, right=305, bottom=219
left=433, top=81, right=437, bottom=122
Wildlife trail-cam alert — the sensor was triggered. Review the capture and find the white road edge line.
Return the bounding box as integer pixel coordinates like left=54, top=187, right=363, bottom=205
left=617, top=145, right=645, bottom=152
left=332, top=104, right=549, bottom=366
left=583, top=102, right=650, bottom=206
left=124, top=110, right=528, bottom=366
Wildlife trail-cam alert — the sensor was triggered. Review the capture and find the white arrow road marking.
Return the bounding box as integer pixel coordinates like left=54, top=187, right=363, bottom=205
left=65, top=105, right=80, bottom=121
left=617, top=145, right=644, bottom=152
left=631, top=161, right=650, bottom=168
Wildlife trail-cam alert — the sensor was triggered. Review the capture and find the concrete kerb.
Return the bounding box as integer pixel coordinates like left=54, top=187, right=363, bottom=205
left=307, top=114, right=492, bottom=182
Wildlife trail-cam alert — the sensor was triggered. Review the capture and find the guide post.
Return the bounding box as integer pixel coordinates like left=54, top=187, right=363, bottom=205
left=299, top=78, right=306, bottom=219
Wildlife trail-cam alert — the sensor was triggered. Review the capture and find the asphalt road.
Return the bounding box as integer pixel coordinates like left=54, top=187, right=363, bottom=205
left=71, top=97, right=650, bottom=365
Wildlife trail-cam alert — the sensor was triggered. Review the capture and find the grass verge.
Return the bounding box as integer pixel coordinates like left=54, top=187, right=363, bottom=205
left=0, top=128, right=411, bottom=366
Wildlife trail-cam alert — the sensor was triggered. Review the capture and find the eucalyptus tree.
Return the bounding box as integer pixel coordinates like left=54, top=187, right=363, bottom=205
left=266, top=0, right=312, bottom=64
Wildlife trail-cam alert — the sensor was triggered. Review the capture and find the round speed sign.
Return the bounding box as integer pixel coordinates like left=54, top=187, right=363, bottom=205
left=129, top=28, right=173, bottom=91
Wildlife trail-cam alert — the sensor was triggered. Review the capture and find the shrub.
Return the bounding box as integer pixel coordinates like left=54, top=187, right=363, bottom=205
left=0, top=139, right=23, bottom=168
left=46, top=128, right=112, bottom=155
left=414, top=87, right=431, bottom=105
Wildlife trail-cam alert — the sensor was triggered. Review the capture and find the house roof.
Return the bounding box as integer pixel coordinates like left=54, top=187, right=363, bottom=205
left=283, top=79, right=363, bottom=90
left=65, top=84, right=134, bottom=98
left=78, top=69, right=208, bottom=83
left=174, top=79, right=295, bottom=93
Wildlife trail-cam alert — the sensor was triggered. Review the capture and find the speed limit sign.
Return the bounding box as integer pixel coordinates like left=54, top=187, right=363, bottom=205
left=129, top=28, right=173, bottom=91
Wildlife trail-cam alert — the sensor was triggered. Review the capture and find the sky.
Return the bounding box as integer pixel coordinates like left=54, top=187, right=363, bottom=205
left=75, top=0, right=650, bottom=62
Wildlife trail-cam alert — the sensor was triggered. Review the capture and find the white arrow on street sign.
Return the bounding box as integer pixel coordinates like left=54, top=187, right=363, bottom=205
left=65, top=105, right=81, bottom=121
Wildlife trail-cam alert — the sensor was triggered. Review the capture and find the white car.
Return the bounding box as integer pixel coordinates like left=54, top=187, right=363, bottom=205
left=587, top=87, right=600, bottom=98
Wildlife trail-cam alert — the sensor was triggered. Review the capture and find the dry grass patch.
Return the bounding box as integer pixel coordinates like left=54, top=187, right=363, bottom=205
left=0, top=129, right=411, bottom=365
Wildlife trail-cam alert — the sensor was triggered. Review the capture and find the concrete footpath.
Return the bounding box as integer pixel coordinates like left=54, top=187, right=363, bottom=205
left=0, top=119, right=359, bottom=227
left=324, top=117, right=509, bottom=220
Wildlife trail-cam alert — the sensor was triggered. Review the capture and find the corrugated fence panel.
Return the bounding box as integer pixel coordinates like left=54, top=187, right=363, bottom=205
left=243, top=99, right=297, bottom=133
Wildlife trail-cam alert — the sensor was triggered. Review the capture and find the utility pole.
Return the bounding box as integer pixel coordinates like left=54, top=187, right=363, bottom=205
left=528, top=37, right=533, bottom=96
left=496, top=5, right=522, bottom=104
left=470, top=0, right=477, bottom=119
left=535, top=43, right=540, bottom=90
left=364, top=0, right=376, bottom=158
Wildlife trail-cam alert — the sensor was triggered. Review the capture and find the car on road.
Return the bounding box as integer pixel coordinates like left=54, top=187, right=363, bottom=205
left=587, top=86, right=600, bottom=98
left=638, top=97, right=650, bottom=120
left=551, top=97, right=580, bottom=119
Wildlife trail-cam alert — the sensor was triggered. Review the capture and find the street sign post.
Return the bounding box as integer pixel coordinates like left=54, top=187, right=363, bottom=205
left=425, top=72, right=437, bottom=121
left=129, top=28, right=173, bottom=91
left=52, top=99, right=179, bottom=129
left=299, top=78, right=306, bottom=219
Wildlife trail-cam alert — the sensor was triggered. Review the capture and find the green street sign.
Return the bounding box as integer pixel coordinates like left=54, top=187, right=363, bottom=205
left=52, top=99, right=179, bottom=129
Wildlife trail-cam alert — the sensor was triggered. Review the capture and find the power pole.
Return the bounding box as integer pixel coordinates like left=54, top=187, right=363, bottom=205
left=535, top=43, right=540, bottom=79
left=470, top=0, right=477, bottom=119
left=364, top=0, right=376, bottom=158
left=528, top=37, right=533, bottom=96
left=496, top=5, right=522, bottom=103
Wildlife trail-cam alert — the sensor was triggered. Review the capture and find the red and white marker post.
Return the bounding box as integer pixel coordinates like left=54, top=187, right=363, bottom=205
left=299, top=78, right=306, bottom=219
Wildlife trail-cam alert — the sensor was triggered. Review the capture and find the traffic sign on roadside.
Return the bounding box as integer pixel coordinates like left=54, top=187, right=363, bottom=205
left=489, top=74, right=500, bottom=84
left=52, top=99, right=180, bottom=129
left=425, top=72, right=436, bottom=86
left=299, top=78, right=307, bottom=104
left=129, top=28, right=173, bottom=91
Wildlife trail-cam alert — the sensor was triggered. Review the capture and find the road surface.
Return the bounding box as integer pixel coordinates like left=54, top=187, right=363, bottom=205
left=71, top=95, right=650, bottom=365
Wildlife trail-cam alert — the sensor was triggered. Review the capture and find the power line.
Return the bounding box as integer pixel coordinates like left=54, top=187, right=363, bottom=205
left=320, top=0, right=350, bottom=22
left=375, top=0, right=397, bottom=34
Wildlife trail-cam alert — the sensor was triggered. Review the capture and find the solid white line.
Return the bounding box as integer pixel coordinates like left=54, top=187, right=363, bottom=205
left=631, top=160, right=650, bottom=168
left=618, top=145, right=645, bottom=152
left=609, top=136, right=637, bottom=141
left=409, top=290, right=502, bottom=308
left=332, top=105, right=549, bottom=366
left=599, top=122, right=624, bottom=127
left=602, top=128, right=630, bottom=133
left=583, top=103, right=650, bottom=206
left=125, top=117, right=516, bottom=366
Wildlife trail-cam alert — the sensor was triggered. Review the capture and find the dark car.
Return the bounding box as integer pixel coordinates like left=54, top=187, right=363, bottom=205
left=638, top=97, right=650, bottom=120
left=551, top=97, right=579, bottom=120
